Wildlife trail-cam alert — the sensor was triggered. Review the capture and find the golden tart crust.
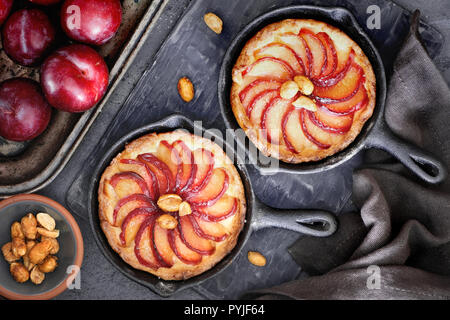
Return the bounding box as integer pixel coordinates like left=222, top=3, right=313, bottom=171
left=231, top=19, right=376, bottom=163
left=98, top=131, right=246, bottom=280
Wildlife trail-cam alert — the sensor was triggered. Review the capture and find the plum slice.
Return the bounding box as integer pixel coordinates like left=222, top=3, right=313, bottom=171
left=113, top=194, right=154, bottom=226
left=190, top=216, right=228, bottom=242
left=134, top=216, right=161, bottom=269
left=261, top=97, right=293, bottom=144
left=308, top=107, right=354, bottom=134
left=153, top=222, right=175, bottom=267
left=156, top=141, right=182, bottom=189
left=299, top=109, right=331, bottom=149
left=316, top=32, right=337, bottom=78
left=249, top=90, right=279, bottom=124
left=168, top=229, right=202, bottom=265
left=239, top=79, right=282, bottom=111
left=242, top=57, right=294, bottom=80
left=254, top=43, right=304, bottom=74
left=281, top=105, right=298, bottom=153
left=172, top=140, right=196, bottom=192
left=188, top=168, right=229, bottom=207
left=138, top=153, right=172, bottom=194
left=178, top=215, right=215, bottom=255
left=276, top=33, right=310, bottom=75
left=313, top=62, right=364, bottom=102
left=320, top=82, right=369, bottom=115
left=313, top=50, right=354, bottom=87
left=187, top=148, right=215, bottom=194
left=299, top=29, right=326, bottom=79
left=110, top=172, right=151, bottom=198
left=120, top=207, right=156, bottom=246
left=193, top=196, right=238, bottom=222
left=283, top=108, right=318, bottom=153
left=118, top=159, right=157, bottom=200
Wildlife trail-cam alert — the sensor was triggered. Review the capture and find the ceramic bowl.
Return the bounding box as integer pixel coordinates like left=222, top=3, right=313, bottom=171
left=0, top=194, right=83, bottom=300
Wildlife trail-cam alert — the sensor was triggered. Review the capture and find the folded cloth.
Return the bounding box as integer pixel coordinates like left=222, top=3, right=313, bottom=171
left=244, top=10, right=450, bottom=300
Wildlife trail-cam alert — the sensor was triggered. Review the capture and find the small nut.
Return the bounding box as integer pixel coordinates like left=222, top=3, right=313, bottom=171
left=30, top=265, right=45, bottom=285
left=11, top=222, right=25, bottom=239
left=157, top=214, right=178, bottom=230
left=26, top=240, right=36, bottom=251
left=2, top=242, right=19, bottom=263
left=178, top=201, right=192, bottom=217
left=42, top=237, right=59, bottom=255
left=247, top=251, right=267, bottom=267
left=280, top=80, right=299, bottom=100
left=204, top=12, right=223, bottom=34
left=157, top=194, right=183, bottom=212
left=177, top=77, right=195, bottom=102
left=23, top=255, right=35, bottom=271
left=10, top=263, right=29, bottom=283
left=21, top=213, right=37, bottom=240
left=292, top=96, right=317, bottom=112
left=11, top=237, right=27, bottom=257
left=36, top=213, right=56, bottom=231
left=37, top=227, right=60, bottom=239
left=39, top=255, right=58, bottom=273
left=29, top=238, right=52, bottom=265
left=23, top=241, right=37, bottom=271
left=294, top=75, right=314, bottom=96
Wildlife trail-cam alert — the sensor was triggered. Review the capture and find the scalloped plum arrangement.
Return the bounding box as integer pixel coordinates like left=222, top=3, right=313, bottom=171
left=231, top=20, right=376, bottom=163
left=99, top=134, right=245, bottom=280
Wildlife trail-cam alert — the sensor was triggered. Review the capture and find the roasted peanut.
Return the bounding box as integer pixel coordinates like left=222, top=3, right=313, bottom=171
left=37, top=227, right=60, bottom=239
left=178, top=201, right=192, bottom=217
left=177, top=77, right=195, bottom=102
left=29, top=239, right=52, bottom=265
left=294, top=75, right=315, bottom=96
left=23, top=241, right=37, bottom=271
left=157, top=194, right=183, bottom=212
left=204, top=12, right=223, bottom=34
left=21, top=213, right=37, bottom=240
left=2, top=242, right=19, bottom=263
left=11, top=222, right=25, bottom=239
left=247, top=251, right=267, bottom=267
left=280, top=80, right=299, bottom=100
left=11, top=237, right=27, bottom=257
left=292, top=96, right=317, bottom=112
left=30, top=265, right=45, bottom=285
left=42, top=237, right=59, bottom=255
left=36, top=213, right=56, bottom=231
left=157, top=214, right=178, bottom=230
left=10, top=263, right=29, bottom=283
left=38, top=255, right=58, bottom=273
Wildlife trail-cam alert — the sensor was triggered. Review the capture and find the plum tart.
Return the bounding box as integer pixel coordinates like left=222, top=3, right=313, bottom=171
left=98, top=131, right=246, bottom=280
left=231, top=19, right=376, bottom=163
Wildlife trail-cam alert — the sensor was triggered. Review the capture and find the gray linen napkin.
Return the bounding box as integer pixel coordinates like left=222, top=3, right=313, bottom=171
left=244, top=11, right=450, bottom=300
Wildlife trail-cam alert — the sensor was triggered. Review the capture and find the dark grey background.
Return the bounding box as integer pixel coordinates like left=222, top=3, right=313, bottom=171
left=28, top=0, right=450, bottom=300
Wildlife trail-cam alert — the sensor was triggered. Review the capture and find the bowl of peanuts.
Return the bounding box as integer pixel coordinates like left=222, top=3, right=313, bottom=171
left=0, top=194, right=83, bottom=300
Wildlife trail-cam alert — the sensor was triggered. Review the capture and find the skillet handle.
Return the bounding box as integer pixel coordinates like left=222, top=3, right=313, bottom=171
left=253, top=202, right=338, bottom=237
left=366, top=126, right=447, bottom=184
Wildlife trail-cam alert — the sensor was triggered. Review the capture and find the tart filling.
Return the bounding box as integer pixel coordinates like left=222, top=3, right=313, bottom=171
left=231, top=19, right=376, bottom=163
left=98, top=131, right=246, bottom=280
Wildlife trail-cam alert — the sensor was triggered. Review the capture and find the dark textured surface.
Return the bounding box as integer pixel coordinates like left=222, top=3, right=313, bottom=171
left=29, top=0, right=450, bottom=300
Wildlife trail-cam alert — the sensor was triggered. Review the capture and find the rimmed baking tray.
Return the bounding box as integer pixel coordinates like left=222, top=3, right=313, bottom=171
left=0, top=0, right=169, bottom=198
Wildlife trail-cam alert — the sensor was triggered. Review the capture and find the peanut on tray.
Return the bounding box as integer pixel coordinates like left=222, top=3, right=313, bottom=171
left=2, top=213, right=60, bottom=285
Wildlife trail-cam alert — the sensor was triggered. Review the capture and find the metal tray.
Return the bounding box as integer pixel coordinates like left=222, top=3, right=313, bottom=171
left=0, top=0, right=169, bottom=197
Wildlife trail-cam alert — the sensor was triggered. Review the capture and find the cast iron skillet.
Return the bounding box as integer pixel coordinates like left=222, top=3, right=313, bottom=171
left=218, top=5, right=447, bottom=184
left=88, top=114, right=337, bottom=297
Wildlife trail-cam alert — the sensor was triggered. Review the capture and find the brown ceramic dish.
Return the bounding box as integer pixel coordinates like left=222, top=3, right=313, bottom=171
left=0, top=194, right=83, bottom=300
